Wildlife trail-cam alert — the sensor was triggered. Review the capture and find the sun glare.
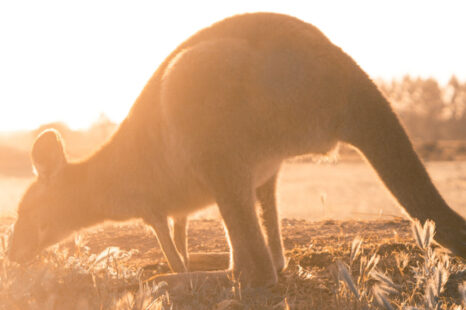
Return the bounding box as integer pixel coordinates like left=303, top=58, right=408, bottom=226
left=1, top=0, right=465, bottom=131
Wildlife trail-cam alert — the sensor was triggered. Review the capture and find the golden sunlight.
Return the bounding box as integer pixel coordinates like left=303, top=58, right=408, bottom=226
left=1, top=3, right=466, bottom=308
left=1, top=0, right=466, bottom=131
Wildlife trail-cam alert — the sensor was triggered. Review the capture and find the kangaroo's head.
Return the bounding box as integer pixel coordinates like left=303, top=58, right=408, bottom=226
left=8, top=129, right=76, bottom=264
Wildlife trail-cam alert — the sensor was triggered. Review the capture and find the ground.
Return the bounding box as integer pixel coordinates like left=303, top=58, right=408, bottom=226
left=0, top=161, right=465, bottom=309
left=0, top=217, right=465, bottom=309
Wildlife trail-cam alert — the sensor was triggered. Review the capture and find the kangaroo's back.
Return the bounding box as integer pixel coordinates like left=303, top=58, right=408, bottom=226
left=127, top=13, right=346, bottom=126
left=130, top=13, right=355, bottom=161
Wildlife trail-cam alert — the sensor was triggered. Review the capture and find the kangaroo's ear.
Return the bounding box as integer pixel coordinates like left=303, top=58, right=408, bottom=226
left=31, top=129, right=67, bottom=179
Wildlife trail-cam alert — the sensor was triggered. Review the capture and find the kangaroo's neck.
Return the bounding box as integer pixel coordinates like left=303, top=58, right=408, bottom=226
left=69, top=118, right=164, bottom=223
left=65, top=63, right=186, bottom=227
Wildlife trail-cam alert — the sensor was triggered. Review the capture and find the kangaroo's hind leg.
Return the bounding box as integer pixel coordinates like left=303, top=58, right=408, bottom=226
left=171, top=174, right=285, bottom=274
left=257, top=173, right=286, bottom=272
left=202, top=161, right=278, bottom=286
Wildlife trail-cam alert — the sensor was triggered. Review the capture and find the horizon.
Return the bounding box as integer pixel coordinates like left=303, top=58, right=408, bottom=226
left=1, top=0, right=466, bottom=131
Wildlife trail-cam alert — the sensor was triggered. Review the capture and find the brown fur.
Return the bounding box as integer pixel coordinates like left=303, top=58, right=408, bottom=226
left=8, top=13, right=465, bottom=287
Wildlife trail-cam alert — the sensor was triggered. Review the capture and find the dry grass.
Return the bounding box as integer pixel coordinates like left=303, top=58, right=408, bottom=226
left=330, top=220, right=465, bottom=310
left=0, top=218, right=465, bottom=309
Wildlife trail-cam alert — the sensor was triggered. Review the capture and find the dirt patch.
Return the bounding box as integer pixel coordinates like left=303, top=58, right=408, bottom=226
left=1, top=217, right=464, bottom=309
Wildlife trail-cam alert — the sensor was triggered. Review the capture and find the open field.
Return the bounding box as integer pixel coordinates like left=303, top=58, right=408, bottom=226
left=1, top=160, right=465, bottom=219
left=0, top=160, right=465, bottom=309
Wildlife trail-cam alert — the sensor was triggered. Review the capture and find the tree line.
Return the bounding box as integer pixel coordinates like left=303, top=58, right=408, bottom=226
left=378, top=75, right=466, bottom=141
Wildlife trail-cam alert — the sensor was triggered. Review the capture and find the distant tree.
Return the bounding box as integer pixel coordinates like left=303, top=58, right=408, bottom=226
left=377, top=75, right=466, bottom=141
left=87, top=113, right=117, bottom=141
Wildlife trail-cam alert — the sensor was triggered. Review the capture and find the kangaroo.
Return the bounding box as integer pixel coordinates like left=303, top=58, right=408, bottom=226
left=8, top=13, right=466, bottom=287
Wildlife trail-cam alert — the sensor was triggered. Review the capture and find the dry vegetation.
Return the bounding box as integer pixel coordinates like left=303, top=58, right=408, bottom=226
left=0, top=217, right=464, bottom=309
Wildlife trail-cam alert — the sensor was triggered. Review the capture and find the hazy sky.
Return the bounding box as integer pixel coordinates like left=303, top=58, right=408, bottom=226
left=1, top=0, right=465, bottom=131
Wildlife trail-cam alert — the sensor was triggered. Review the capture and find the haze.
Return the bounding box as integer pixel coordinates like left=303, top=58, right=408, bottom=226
left=1, top=0, right=465, bottom=131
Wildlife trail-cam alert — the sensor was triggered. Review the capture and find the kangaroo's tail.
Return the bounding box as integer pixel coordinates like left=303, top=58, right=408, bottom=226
left=340, top=75, right=465, bottom=258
